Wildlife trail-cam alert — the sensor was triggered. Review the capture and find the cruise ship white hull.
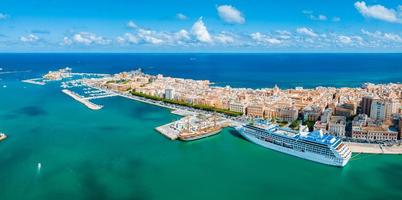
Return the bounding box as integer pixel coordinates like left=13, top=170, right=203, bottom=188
left=239, top=130, right=350, bottom=167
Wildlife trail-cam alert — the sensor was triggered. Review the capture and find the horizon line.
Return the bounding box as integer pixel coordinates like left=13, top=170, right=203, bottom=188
left=0, top=52, right=402, bottom=54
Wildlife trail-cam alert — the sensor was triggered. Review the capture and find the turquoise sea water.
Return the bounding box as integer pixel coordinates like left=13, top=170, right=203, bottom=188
left=0, top=54, right=402, bottom=200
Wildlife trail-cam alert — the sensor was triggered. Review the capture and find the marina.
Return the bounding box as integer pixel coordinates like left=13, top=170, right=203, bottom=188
left=79, top=87, right=119, bottom=100
left=21, top=68, right=117, bottom=110
left=22, top=68, right=228, bottom=142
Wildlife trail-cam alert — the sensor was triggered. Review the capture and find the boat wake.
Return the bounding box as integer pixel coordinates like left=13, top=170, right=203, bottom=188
left=36, top=162, right=42, bottom=175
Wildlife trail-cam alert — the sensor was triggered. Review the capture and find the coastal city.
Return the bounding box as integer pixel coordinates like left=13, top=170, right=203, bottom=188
left=17, top=67, right=402, bottom=164
left=84, top=68, right=402, bottom=143
left=2, top=0, right=402, bottom=199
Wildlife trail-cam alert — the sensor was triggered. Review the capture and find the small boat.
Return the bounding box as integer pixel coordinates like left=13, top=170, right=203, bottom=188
left=0, top=133, right=7, bottom=141
left=37, top=163, right=42, bottom=172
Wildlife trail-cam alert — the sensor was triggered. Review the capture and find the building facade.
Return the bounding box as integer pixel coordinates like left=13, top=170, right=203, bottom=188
left=328, top=116, right=346, bottom=137
left=229, top=102, right=245, bottom=114
left=276, top=107, right=298, bottom=122
left=320, top=108, right=333, bottom=123
left=246, top=104, right=265, bottom=118
left=360, top=96, right=373, bottom=115
left=164, top=88, right=175, bottom=100
left=370, top=99, right=386, bottom=121
left=352, top=126, right=398, bottom=141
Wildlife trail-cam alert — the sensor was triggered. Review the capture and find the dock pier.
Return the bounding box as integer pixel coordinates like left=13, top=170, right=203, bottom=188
left=155, top=122, right=180, bottom=140
left=62, top=89, right=103, bottom=110
left=22, top=79, right=46, bottom=85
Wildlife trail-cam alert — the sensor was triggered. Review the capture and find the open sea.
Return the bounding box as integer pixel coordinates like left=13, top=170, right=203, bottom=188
left=0, top=53, right=401, bottom=200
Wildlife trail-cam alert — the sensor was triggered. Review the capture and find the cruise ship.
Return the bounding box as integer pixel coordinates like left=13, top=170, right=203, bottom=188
left=236, top=122, right=351, bottom=167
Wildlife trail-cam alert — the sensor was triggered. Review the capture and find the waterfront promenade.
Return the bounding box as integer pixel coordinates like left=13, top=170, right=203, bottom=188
left=345, top=142, right=402, bottom=154
left=87, top=85, right=207, bottom=117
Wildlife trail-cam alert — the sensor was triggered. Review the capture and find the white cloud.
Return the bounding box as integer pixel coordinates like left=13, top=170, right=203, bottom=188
left=276, top=30, right=291, bottom=35
left=217, top=5, right=245, bottom=24
left=354, top=1, right=401, bottom=23
left=20, top=34, right=39, bottom=42
left=250, top=32, right=282, bottom=45
left=338, top=35, right=352, bottom=44
left=116, top=36, right=126, bottom=44
left=361, top=29, right=381, bottom=37
left=174, top=29, right=190, bottom=41
left=214, top=32, right=235, bottom=44
left=191, top=17, right=212, bottom=43
left=139, top=29, right=190, bottom=45
left=362, top=29, right=402, bottom=43
left=383, top=33, right=402, bottom=42
left=120, top=33, right=140, bottom=44
left=333, top=34, right=365, bottom=47
left=0, top=13, right=8, bottom=20
left=296, top=27, right=318, bottom=37
left=275, top=30, right=292, bottom=39
left=117, top=29, right=191, bottom=46
left=64, top=32, right=110, bottom=45
left=137, top=29, right=165, bottom=44
left=62, top=37, right=72, bottom=45
left=176, top=13, right=187, bottom=20
left=302, top=10, right=327, bottom=21
left=127, top=20, right=137, bottom=29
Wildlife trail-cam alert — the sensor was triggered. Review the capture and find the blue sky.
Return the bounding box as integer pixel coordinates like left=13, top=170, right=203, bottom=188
left=0, top=0, right=401, bottom=52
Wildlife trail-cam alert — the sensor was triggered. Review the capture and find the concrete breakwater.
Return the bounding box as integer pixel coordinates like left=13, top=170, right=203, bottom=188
left=62, top=89, right=103, bottom=110
left=155, top=122, right=180, bottom=140
left=22, top=79, right=46, bottom=85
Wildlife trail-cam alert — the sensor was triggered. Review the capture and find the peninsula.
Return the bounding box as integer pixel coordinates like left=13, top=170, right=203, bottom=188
left=23, top=68, right=402, bottom=153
